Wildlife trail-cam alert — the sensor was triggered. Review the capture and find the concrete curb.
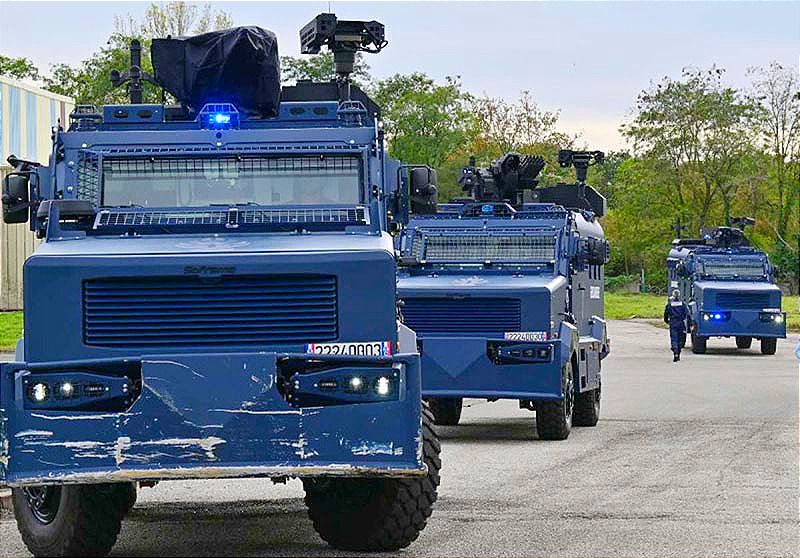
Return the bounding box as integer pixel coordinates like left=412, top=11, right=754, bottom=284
left=0, top=489, right=12, bottom=516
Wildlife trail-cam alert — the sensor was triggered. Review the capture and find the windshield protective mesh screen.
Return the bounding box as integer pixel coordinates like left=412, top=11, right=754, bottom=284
left=101, top=155, right=361, bottom=207
left=412, top=230, right=557, bottom=263
left=698, top=258, right=766, bottom=277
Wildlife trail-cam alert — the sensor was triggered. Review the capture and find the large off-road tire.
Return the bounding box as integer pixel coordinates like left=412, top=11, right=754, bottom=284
left=427, top=397, right=463, bottom=426
left=303, top=402, right=441, bottom=551
left=691, top=333, right=707, bottom=354
left=13, top=483, right=135, bottom=557
left=760, top=337, right=777, bottom=355
left=535, top=361, right=574, bottom=440
left=121, top=483, right=137, bottom=515
left=573, top=383, right=601, bottom=427
left=736, top=336, right=752, bottom=349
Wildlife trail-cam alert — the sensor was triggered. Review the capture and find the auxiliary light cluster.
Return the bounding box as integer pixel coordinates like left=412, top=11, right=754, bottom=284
left=286, top=368, right=401, bottom=407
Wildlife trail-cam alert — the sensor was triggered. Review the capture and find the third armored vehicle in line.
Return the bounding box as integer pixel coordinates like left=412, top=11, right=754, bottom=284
left=667, top=220, right=786, bottom=355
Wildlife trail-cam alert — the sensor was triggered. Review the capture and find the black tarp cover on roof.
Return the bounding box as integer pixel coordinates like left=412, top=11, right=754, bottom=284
left=151, top=26, right=281, bottom=117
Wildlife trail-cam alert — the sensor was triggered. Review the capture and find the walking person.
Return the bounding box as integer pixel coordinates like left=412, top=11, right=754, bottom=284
left=664, top=289, right=690, bottom=362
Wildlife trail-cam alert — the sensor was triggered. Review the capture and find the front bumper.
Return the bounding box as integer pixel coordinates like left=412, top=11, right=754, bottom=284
left=694, top=309, right=787, bottom=338
left=418, top=336, right=564, bottom=401
left=0, top=351, right=424, bottom=487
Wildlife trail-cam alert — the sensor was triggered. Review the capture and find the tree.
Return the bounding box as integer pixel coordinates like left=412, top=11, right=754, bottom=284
left=0, top=54, right=40, bottom=81
left=467, top=91, right=570, bottom=161
left=602, top=157, right=675, bottom=286
left=747, top=62, right=800, bottom=282
left=621, top=67, right=755, bottom=231
left=43, top=2, right=233, bottom=106
left=454, top=92, right=582, bottom=191
left=280, top=52, right=371, bottom=87
left=372, top=73, right=475, bottom=200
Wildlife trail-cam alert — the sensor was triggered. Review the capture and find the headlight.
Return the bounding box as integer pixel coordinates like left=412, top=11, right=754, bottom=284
left=345, top=376, right=367, bottom=393
left=375, top=376, right=392, bottom=396
left=29, top=382, right=49, bottom=403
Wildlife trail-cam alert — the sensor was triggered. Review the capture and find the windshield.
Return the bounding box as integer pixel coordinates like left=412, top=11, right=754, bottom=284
left=697, top=256, right=767, bottom=279
left=100, top=155, right=362, bottom=208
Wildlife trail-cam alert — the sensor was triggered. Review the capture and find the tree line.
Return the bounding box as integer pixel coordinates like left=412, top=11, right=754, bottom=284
left=1, top=2, right=797, bottom=291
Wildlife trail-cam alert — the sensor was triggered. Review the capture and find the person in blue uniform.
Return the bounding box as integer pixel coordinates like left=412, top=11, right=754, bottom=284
left=664, top=289, right=690, bottom=362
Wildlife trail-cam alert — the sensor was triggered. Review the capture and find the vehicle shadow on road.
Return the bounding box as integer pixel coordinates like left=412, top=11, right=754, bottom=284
left=435, top=418, right=539, bottom=443
left=693, top=348, right=776, bottom=357
left=113, top=499, right=366, bottom=557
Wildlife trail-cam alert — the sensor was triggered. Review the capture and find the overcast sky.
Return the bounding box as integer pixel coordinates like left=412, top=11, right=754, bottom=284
left=1, top=1, right=798, bottom=149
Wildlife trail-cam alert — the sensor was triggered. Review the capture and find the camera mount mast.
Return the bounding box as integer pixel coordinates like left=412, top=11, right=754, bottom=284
left=109, top=39, right=159, bottom=104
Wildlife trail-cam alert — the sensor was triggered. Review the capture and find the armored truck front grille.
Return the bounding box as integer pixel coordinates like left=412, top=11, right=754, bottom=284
left=714, top=292, right=772, bottom=310
left=83, top=275, right=337, bottom=347
left=401, top=297, right=521, bottom=337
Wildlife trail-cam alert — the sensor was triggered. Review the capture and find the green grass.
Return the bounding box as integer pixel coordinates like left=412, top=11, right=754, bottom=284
left=0, top=293, right=797, bottom=351
left=605, top=293, right=665, bottom=320
left=0, top=312, right=22, bottom=352
left=605, top=292, right=800, bottom=331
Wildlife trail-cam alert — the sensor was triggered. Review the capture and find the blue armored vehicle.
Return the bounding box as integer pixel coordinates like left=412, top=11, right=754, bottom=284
left=395, top=150, right=610, bottom=440
left=667, top=220, right=786, bottom=355
left=0, top=15, right=440, bottom=556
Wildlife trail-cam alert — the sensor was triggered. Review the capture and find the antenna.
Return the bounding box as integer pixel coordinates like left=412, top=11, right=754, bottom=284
left=672, top=217, right=686, bottom=239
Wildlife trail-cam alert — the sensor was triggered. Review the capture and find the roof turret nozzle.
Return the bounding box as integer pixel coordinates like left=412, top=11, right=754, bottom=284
left=459, top=153, right=545, bottom=205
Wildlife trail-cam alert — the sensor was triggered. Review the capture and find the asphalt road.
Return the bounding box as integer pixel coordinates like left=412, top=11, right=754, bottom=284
left=1, top=320, right=798, bottom=557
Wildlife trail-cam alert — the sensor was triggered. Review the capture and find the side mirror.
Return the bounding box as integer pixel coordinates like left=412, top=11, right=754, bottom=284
left=410, top=166, right=438, bottom=215
left=676, top=262, right=690, bottom=278
left=2, top=173, right=31, bottom=224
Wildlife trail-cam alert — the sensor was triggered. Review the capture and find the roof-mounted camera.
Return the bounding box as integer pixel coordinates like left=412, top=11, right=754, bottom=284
left=558, top=150, right=605, bottom=185
left=300, top=13, right=387, bottom=101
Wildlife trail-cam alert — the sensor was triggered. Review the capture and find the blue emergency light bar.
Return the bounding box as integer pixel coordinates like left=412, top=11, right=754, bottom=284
left=198, top=103, right=240, bottom=130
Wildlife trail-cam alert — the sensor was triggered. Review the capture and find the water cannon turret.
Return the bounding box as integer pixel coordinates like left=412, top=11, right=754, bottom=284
left=729, top=216, right=755, bottom=231
left=110, top=39, right=159, bottom=104
left=300, top=13, right=387, bottom=101
left=459, top=152, right=545, bottom=205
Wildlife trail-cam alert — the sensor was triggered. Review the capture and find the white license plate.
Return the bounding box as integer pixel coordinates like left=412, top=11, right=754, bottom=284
left=306, top=341, right=394, bottom=357
left=504, top=331, right=548, bottom=342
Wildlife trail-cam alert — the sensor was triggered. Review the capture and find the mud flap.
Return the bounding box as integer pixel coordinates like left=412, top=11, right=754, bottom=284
left=0, top=363, right=8, bottom=486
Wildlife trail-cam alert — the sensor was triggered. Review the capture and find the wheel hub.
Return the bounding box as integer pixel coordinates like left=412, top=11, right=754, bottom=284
left=23, top=486, right=62, bottom=524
